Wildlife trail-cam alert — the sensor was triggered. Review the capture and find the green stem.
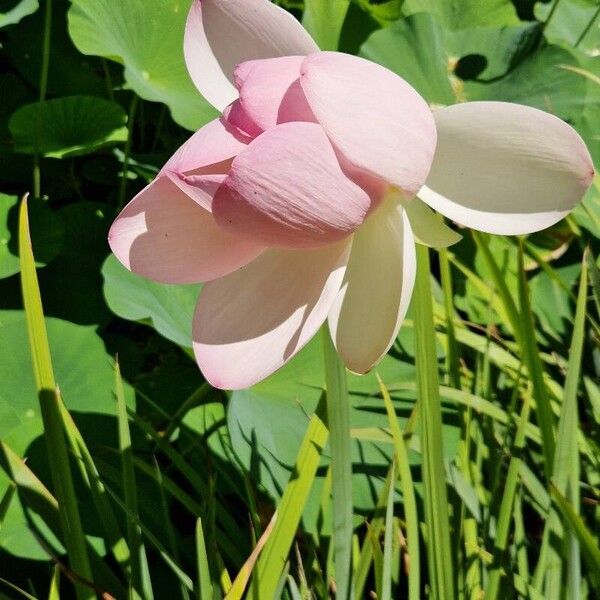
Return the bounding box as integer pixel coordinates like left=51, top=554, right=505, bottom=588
left=33, top=0, right=53, bottom=199
left=322, top=326, right=353, bottom=599
left=542, top=0, right=562, bottom=32
left=575, top=4, right=600, bottom=47
left=414, top=245, right=455, bottom=600
left=117, top=95, right=139, bottom=212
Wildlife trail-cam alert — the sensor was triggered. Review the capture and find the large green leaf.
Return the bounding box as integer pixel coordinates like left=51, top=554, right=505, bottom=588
left=0, top=311, right=134, bottom=455
left=9, top=96, right=127, bottom=158
left=0, top=311, right=134, bottom=560
left=67, top=0, right=218, bottom=131
left=0, top=0, right=37, bottom=28
left=361, top=12, right=587, bottom=123
left=403, top=0, right=519, bottom=29
left=102, top=254, right=201, bottom=347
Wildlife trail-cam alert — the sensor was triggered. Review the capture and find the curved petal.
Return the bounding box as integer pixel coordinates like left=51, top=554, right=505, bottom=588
left=193, top=239, right=351, bottom=389
left=213, top=122, right=374, bottom=248
left=108, top=176, right=263, bottom=284
left=328, top=196, right=416, bottom=374
left=184, top=0, right=318, bottom=111
left=233, top=56, right=315, bottom=132
left=162, top=117, right=252, bottom=211
left=300, top=51, right=437, bottom=194
left=403, top=196, right=461, bottom=248
left=419, top=101, right=595, bottom=235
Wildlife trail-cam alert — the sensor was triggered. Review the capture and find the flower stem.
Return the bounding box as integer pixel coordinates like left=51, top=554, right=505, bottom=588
left=33, top=0, right=53, bottom=199
left=321, top=325, right=353, bottom=599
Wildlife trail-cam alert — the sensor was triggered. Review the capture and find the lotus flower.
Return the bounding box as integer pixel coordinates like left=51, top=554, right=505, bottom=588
left=109, top=0, right=594, bottom=390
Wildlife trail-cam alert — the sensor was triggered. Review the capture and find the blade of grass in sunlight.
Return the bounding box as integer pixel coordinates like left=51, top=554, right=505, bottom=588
left=550, top=252, right=588, bottom=598
left=195, top=519, right=213, bottom=600
left=0, top=578, right=38, bottom=600
left=226, top=513, right=276, bottom=600
left=381, top=460, right=396, bottom=600
left=18, top=195, right=94, bottom=600
left=378, top=375, right=420, bottom=600
left=256, top=394, right=328, bottom=599
left=515, top=241, right=556, bottom=477
left=322, top=325, right=353, bottom=598
left=414, top=244, right=455, bottom=600
left=115, top=360, right=153, bottom=600
left=48, top=565, right=60, bottom=600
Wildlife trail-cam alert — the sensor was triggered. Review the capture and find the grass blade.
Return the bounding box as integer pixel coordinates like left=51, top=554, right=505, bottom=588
left=115, top=361, right=153, bottom=600
left=322, top=325, right=353, bottom=598
left=195, top=519, right=213, bottom=600
left=550, top=252, right=589, bottom=597
left=378, top=376, right=420, bottom=600
left=484, top=391, right=531, bottom=600
left=48, top=565, right=60, bottom=600
left=256, top=395, right=328, bottom=598
left=381, top=461, right=395, bottom=600
left=550, top=486, right=600, bottom=594
left=414, top=244, right=455, bottom=600
left=18, top=196, right=93, bottom=600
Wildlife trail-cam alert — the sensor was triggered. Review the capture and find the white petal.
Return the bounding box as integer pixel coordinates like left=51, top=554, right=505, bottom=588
left=403, top=196, right=462, bottom=248
left=193, top=239, right=351, bottom=389
left=328, top=197, right=416, bottom=374
left=419, top=101, right=594, bottom=235
left=184, top=0, right=318, bottom=111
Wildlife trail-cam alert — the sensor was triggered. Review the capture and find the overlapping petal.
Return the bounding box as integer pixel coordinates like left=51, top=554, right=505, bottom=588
left=231, top=56, right=315, bottom=133
left=184, top=0, right=318, bottom=111
left=300, top=51, right=437, bottom=194
left=419, top=101, right=595, bottom=235
left=213, top=122, right=376, bottom=248
left=108, top=176, right=263, bottom=284
left=403, top=197, right=461, bottom=248
left=328, top=196, right=416, bottom=374
left=193, top=239, right=351, bottom=389
left=162, top=117, right=251, bottom=211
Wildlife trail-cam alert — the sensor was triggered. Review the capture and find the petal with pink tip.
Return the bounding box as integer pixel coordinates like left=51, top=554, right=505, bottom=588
left=161, top=117, right=251, bottom=210
left=419, top=102, right=595, bottom=235
left=184, top=0, right=318, bottom=111
left=193, top=239, right=351, bottom=389
left=300, top=52, right=437, bottom=194
left=213, top=122, right=374, bottom=248
left=108, top=175, right=263, bottom=284
left=328, top=196, right=416, bottom=374
left=234, top=56, right=315, bottom=132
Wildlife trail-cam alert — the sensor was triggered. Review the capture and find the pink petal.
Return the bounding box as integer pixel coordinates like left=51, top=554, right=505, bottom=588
left=419, top=101, right=595, bottom=234
left=193, top=239, right=351, bottom=389
left=300, top=51, right=437, bottom=194
left=108, top=175, right=263, bottom=284
left=184, top=0, right=318, bottom=111
left=161, top=117, right=251, bottom=211
left=232, top=56, right=316, bottom=133
left=213, top=122, right=376, bottom=248
left=329, top=195, right=416, bottom=373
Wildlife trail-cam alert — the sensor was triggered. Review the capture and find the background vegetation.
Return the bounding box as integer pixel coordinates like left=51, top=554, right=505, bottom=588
left=0, top=0, right=599, bottom=598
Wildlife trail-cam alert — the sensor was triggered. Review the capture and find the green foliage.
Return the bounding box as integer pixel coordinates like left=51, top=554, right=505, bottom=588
left=1, top=0, right=600, bottom=598
left=68, top=0, right=217, bottom=130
